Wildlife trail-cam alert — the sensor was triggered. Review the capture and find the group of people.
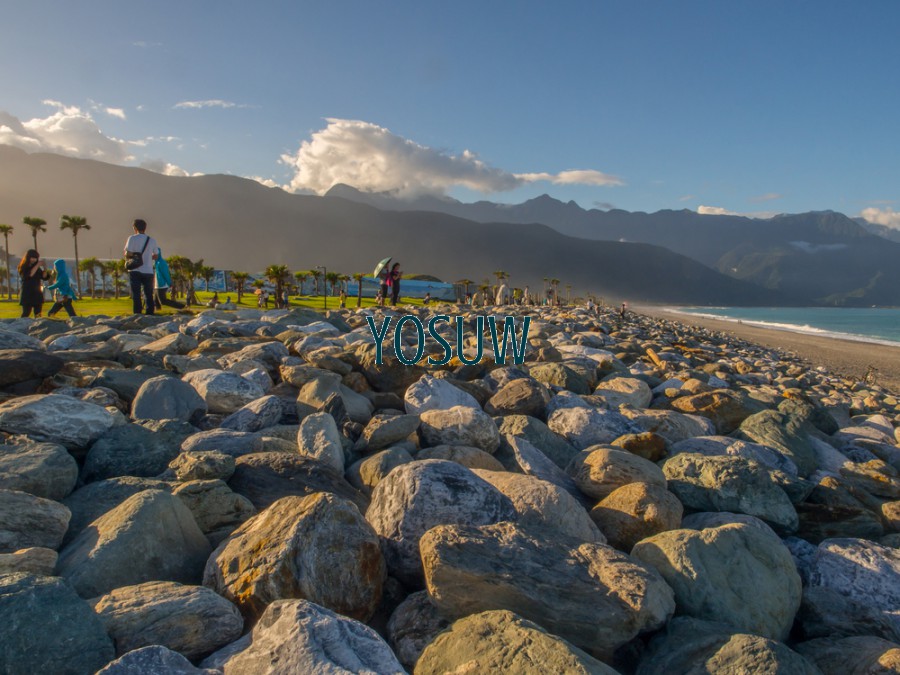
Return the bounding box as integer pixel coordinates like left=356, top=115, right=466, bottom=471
left=376, top=262, right=402, bottom=306
left=18, top=218, right=184, bottom=319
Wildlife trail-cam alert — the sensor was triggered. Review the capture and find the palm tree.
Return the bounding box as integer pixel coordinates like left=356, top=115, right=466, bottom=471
left=456, top=278, right=473, bottom=301
left=100, top=261, right=117, bottom=298
left=166, top=255, right=190, bottom=298
left=198, top=265, right=215, bottom=292
left=0, top=224, right=12, bottom=299
left=493, top=269, right=508, bottom=291
left=79, top=257, right=99, bottom=298
left=550, top=278, right=560, bottom=304
left=60, top=215, right=90, bottom=296
left=309, top=269, right=322, bottom=296
left=325, top=271, right=340, bottom=296
left=293, top=270, right=309, bottom=295
left=565, top=283, right=572, bottom=305
left=352, top=272, right=365, bottom=307
left=23, top=216, right=46, bottom=251
left=231, top=271, right=249, bottom=303
left=265, top=264, right=290, bottom=308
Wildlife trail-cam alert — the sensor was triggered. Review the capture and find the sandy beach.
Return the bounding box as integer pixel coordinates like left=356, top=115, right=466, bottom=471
left=636, top=305, right=900, bottom=395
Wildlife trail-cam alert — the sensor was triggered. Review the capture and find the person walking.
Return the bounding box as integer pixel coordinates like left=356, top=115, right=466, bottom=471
left=153, top=248, right=184, bottom=310
left=46, top=259, right=77, bottom=317
left=389, top=262, right=401, bottom=306
left=18, top=249, right=50, bottom=318
left=123, top=219, right=158, bottom=315
left=379, top=267, right=389, bottom=306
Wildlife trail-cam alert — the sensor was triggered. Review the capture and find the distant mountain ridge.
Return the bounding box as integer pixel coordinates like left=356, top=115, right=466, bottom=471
left=326, top=184, right=900, bottom=306
left=0, top=145, right=781, bottom=306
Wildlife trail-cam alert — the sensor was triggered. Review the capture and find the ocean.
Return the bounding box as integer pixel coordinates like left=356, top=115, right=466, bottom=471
left=670, top=307, right=900, bottom=347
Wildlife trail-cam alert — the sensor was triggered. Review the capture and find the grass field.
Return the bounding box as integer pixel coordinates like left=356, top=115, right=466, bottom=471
left=0, top=291, right=424, bottom=319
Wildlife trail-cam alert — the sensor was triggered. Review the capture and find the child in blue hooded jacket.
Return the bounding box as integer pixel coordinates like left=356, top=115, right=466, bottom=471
left=46, top=259, right=77, bottom=317
left=153, top=249, right=184, bottom=309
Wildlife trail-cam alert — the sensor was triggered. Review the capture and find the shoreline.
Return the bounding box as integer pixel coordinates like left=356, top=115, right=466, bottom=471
left=635, top=304, right=900, bottom=395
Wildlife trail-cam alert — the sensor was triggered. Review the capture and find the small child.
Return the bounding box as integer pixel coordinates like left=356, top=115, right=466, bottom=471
left=46, top=259, right=77, bottom=318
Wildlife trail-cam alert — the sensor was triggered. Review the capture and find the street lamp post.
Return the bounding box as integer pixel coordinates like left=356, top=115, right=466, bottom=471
left=317, top=265, right=326, bottom=311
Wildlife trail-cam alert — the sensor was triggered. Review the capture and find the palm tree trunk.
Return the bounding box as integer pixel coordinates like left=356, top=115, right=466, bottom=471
left=73, top=236, right=81, bottom=297
left=3, top=236, right=10, bottom=300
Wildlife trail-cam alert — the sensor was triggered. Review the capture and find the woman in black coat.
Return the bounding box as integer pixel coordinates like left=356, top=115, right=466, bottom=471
left=18, top=249, right=49, bottom=318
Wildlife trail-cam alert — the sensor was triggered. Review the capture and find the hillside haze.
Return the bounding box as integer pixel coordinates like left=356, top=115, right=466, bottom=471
left=0, top=146, right=814, bottom=305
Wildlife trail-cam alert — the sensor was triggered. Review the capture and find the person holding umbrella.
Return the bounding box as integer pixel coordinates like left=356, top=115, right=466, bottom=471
left=373, top=257, right=391, bottom=307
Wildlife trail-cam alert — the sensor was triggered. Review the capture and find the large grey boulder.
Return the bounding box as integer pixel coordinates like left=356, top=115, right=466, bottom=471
left=591, top=482, right=684, bottom=552
left=419, top=405, right=501, bottom=454
left=0, top=330, right=46, bottom=351
left=386, top=591, right=450, bottom=670
left=0, top=573, right=115, bottom=675
left=670, top=435, right=799, bottom=477
left=404, top=374, right=481, bottom=415
left=416, top=609, right=619, bottom=675
left=0, top=349, right=62, bottom=388
left=347, top=447, right=415, bottom=496
left=81, top=419, right=197, bottom=483
left=806, top=537, right=900, bottom=636
left=0, top=438, right=77, bottom=500
left=620, top=408, right=714, bottom=445
left=57, top=489, right=211, bottom=597
left=594, top=376, right=652, bottom=409
left=361, top=413, right=421, bottom=451
left=636, top=617, right=821, bottom=675
left=182, top=368, right=265, bottom=414
left=366, top=459, right=516, bottom=585
left=420, top=520, right=674, bottom=656
left=138, top=332, right=199, bottom=355
left=632, top=523, right=801, bottom=641
left=496, top=414, right=579, bottom=470
left=0, top=547, right=58, bottom=576
left=794, top=636, right=900, bottom=675
left=172, top=479, right=257, bottom=546
left=130, top=375, right=207, bottom=422
left=736, top=409, right=819, bottom=477
left=200, top=599, right=406, bottom=674
left=501, top=435, right=587, bottom=504
left=794, top=585, right=900, bottom=643
left=92, top=367, right=162, bottom=403
left=297, top=411, right=345, bottom=472
left=484, top=378, right=552, bottom=418
left=219, top=394, right=284, bottom=432
left=97, top=646, right=217, bottom=674
left=90, top=581, right=243, bottom=659
left=547, top=406, right=641, bottom=450
left=0, top=489, right=70, bottom=553
left=567, top=446, right=667, bottom=501
left=204, top=493, right=385, bottom=623
left=0, top=393, right=116, bottom=451
left=662, top=453, right=798, bottom=535
left=169, top=450, right=235, bottom=482
left=180, top=428, right=264, bottom=457
left=227, top=452, right=367, bottom=511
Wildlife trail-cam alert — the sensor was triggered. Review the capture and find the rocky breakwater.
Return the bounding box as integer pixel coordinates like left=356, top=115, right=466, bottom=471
left=0, top=304, right=898, bottom=674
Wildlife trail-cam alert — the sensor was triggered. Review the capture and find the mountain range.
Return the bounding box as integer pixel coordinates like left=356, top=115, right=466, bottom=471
left=0, top=144, right=896, bottom=306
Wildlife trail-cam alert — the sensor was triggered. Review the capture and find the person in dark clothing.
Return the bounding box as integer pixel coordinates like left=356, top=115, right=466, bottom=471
left=389, top=262, right=401, bottom=306
left=17, top=249, right=49, bottom=317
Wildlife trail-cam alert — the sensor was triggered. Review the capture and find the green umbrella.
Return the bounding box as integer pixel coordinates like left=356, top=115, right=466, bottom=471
left=373, top=257, right=391, bottom=278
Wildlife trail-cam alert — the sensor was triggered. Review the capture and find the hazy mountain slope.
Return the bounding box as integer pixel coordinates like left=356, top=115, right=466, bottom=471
left=0, top=146, right=781, bottom=305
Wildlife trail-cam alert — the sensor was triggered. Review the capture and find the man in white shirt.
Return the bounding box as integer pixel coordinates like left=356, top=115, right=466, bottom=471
left=123, top=219, right=159, bottom=315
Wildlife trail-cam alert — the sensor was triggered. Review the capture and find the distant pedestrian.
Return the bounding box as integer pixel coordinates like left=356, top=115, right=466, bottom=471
left=620, top=302, right=627, bottom=320
left=17, top=249, right=50, bottom=318
left=423, top=292, right=431, bottom=305
left=339, top=288, right=346, bottom=308
left=388, top=262, right=402, bottom=306
left=379, top=268, right=389, bottom=306
left=46, top=259, right=77, bottom=317
left=123, top=219, right=158, bottom=315
left=153, top=248, right=184, bottom=310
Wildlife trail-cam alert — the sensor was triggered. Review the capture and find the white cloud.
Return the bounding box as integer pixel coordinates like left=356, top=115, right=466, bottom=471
left=698, top=205, right=738, bottom=216
left=138, top=159, right=193, bottom=177
left=174, top=100, right=249, bottom=110
left=280, top=118, right=623, bottom=197
left=860, top=206, right=900, bottom=230
left=105, top=108, right=126, bottom=120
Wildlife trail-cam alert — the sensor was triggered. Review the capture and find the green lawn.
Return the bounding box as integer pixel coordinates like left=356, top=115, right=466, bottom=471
left=0, top=291, right=423, bottom=319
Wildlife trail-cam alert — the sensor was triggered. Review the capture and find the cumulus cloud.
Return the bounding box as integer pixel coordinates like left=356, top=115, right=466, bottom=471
left=138, top=159, right=193, bottom=177
left=105, top=107, right=127, bottom=120
left=860, top=206, right=900, bottom=230
left=174, top=100, right=249, bottom=110
left=280, top=118, right=623, bottom=197
left=698, top=205, right=738, bottom=216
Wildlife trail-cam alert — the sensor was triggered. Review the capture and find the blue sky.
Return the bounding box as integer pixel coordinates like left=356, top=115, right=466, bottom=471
left=1, top=1, right=899, bottom=226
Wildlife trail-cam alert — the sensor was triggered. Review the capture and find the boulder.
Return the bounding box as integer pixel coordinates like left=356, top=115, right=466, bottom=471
left=794, top=585, right=900, bottom=643
left=794, top=636, right=900, bottom=675
left=484, top=378, right=552, bottom=418
left=567, top=446, right=667, bottom=501
left=594, top=376, right=652, bottom=409
left=297, top=411, right=345, bottom=473
left=0, top=349, right=63, bottom=388
left=662, top=453, right=798, bottom=535
left=0, top=438, right=78, bottom=500
left=419, top=405, right=501, bottom=454
left=610, top=432, right=667, bottom=462
left=0, top=393, right=116, bottom=452
left=736, top=409, right=819, bottom=477
left=405, top=374, right=481, bottom=415
left=90, top=581, right=243, bottom=659
left=631, top=523, right=801, bottom=641
left=219, top=394, right=284, bottom=432
left=0, top=573, right=115, bottom=675
left=180, top=428, right=264, bottom=457
left=365, top=459, right=516, bottom=585
left=547, top=406, right=641, bottom=450
left=417, top=444, right=505, bottom=471
left=670, top=435, right=800, bottom=477
left=496, top=414, right=579, bottom=470
left=57, top=489, right=211, bottom=597
left=0, top=489, right=70, bottom=553
left=97, top=646, right=217, bottom=674
left=386, top=591, right=450, bottom=670
left=416, top=609, right=619, bottom=675
left=637, top=617, right=820, bottom=675
left=669, top=389, right=762, bottom=434
left=181, top=368, right=265, bottom=414
left=92, top=367, right=163, bottom=403
left=81, top=419, right=197, bottom=483
left=421, top=520, right=674, bottom=656
left=204, top=493, right=384, bottom=623
left=795, top=476, right=885, bottom=543
left=501, top=435, right=589, bottom=505
left=620, top=408, right=716, bottom=445
left=169, top=450, right=235, bottom=481
left=172, top=479, right=257, bottom=546
left=200, top=599, right=405, bottom=674
left=473, top=469, right=604, bottom=542
left=130, top=375, right=208, bottom=422
left=347, top=447, right=415, bottom=496
left=361, top=413, right=421, bottom=451
left=528, top=362, right=592, bottom=395
left=139, top=332, right=199, bottom=355
left=0, top=330, right=46, bottom=351
left=0, top=547, right=58, bottom=576
left=591, top=482, right=683, bottom=552
left=227, top=452, right=367, bottom=511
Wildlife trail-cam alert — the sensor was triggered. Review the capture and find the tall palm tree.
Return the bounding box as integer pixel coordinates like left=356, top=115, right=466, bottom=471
left=0, top=224, right=12, bottom=299
left=352, top=272, right=365, bottom=307
left=79, top=257, right=99, bottom=298
left=198, top=265, right=215, bottom=292
left=565, top=283, right=572, bottom=305
left=231, top=271, right=249, bottom=303
left=166, top=255, right=190, bottom=298
left=23, top=216, right=47, bottom=252
left=309, top=269, right=322, bottom=296
left=325, top=271, right=340, bottom=296
left=550, top=278, right=560, bottom=304
left=456, top=278, right=473, bottom=301
left=100, top=261, right=117, bottom=298
left=265, top=264, right=290, bottom=308
left=60, top=215, right=90, bottom=296
left=293, top=270, right=309, bottom=295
